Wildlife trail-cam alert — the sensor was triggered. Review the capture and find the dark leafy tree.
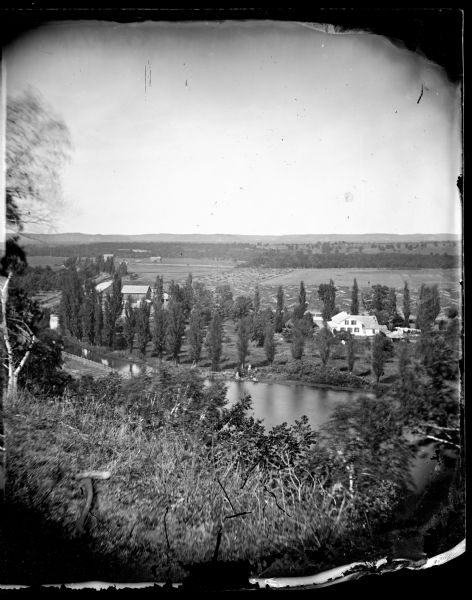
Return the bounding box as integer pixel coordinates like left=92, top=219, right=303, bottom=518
left=264, top=322, right=276, bottom=365
left=102, top=295, right=114, bottom=348
left=343, top=330, right=357, bottom=372
left=314, top=326, right=334, bottom=367
left=205, top=309, right=223, bottom=371
left=59, top=268, right=83, bottom=339
left=351, top=278, right=359, bottom=314
left=123, top=296, right=136, bottom=354
left=101, top=272, right=123, bottom=348
left=444, top=308, right=461, bottom=362
left=371, top=333, right=389, bottom=384
left=416, top=284, right=441, bottom=333
left=20, top=328, right=71, bottom=395
left=193, top=281, right=215, bottom=326
left=236, top=316, right=251, bottom=370
left=2, top=280, right=44, bottom=398
left=93, top=293, right=103, bottom=346
left=169, top=280, right=184, bottom=304
left=80, top=280, right=96, bottom=344
left=188, top=307, right=205, bottom=365
left=298, top=280, right=307, bottom=308
left=231, top=295, right=253, bottom=322
left=318, top=280, right=336, bottom=322
left=154, top=275, right=164, bottom=304
left=402, top=281, right=411, bottom=327
left=320, top=395, right=414, bottom=496
left=215, top=284, right=234, bottom=317
left=290, top=319, right=305, bottom=359
left=135, top=299, right=151, bottom=357
left=300, top=312, right=315, bottom=337
left=152, top=299, right=167, bottom=359
left=117, top=261, right=128, bottom=276
left=2, top=90, right=70, bottom=404
left=251, top=311, right=266, bottom=347
left=182, top=273, right=194, bottom=316
left=165, top=299, right=186, bottom=363
left=254, top=284, right=261, bottom=314
left=274, top=285, right=284, bottom=333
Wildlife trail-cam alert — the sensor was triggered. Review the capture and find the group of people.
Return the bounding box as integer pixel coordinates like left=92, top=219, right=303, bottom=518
left=234, top=363, right=258, bottom=382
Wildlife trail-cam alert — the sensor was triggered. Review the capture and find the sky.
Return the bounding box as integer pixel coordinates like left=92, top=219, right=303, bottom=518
left=4, top=19, right=463, bottom=236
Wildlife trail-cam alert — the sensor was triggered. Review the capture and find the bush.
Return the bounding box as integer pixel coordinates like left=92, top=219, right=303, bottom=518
left=282, top=359, right=369, bottom=389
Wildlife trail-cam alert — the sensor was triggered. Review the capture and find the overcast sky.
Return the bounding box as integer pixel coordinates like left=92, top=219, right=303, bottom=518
left=4, top=20, right=462, bottom=236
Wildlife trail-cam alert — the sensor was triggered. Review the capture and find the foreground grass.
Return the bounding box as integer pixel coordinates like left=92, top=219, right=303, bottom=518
left=5, top=382, right=374, bottom=583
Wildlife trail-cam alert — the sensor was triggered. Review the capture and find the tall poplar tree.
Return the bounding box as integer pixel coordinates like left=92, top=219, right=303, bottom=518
left=135, top=299, right=151, bottom=357
left=102, top=295, right=114, bottom=348
left=152, top=299, right=167, bottom=359
left=274, top=285, right=284, bottom=333
left=291, top=320, right=305, bottom=359
left=264, top=322, right=276, bottom=365
left=123, top=296, right=136, bottom=354
left=403, top=281, right=411, bottom=327
left=205, top=309, right=223, bottom=371
left=254, top=284, right=261, bottom=314
left=416, top=284, right=441, bottom=333
left=236, top=316, right=251, bottom=370
left=93, top=293, right=103, bottom=346
left=318, top=280, right=336, bottom=322
left=80, top=280, right=96, bottom=344
left=372, top=333, right=388, bottom=384
left=59, top=268, right=83, bottom=339
left=351, top=278, right=359, bottom=315
left=188, top=307, right=205, bottom=365
left=154, top=275, right=164, bottom=304
left=165, top=299, right=186, bottom=363
left=183, top=273, right=194, bottom=316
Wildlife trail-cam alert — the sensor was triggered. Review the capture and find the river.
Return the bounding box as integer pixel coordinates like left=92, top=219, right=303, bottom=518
left=224, top=380, right=437, bottom=492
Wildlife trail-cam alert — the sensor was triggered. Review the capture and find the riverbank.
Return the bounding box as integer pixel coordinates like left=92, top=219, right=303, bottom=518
left=61, top=344, right=384, bottom=396
left=202, top=368, right=371, bottom=394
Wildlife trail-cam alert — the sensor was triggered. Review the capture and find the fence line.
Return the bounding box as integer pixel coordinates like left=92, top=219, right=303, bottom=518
left=62, top=351, right=116, bottom=372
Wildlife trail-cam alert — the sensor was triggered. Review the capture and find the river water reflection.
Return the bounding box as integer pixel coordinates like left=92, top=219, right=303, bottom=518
left=224, top=380, right=437, bottom=492
left=225, top=380, right=355, bottom=431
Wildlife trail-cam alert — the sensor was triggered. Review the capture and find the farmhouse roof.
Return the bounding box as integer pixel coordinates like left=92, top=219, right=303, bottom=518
left=330, top=311, right=349, bottom=324
left=354, top=315, right=380, bottom=329
left=330, top=312, right=383, bottom=330
left=121, top=285, right=151, bottom=295
left=95, top=280, right=113, bottom=293
left=93, top=272, right=110, bottom=284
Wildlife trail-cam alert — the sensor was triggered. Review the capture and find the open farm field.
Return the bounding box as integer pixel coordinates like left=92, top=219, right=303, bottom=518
left=245, top=268, right=462, bottom=314
left=264, top=267, right=462, bottom=292
left=124, top=258, right=235, bottom=285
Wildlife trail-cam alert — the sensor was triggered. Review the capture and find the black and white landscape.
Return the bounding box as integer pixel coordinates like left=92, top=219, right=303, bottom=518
left=1, top=9, right=464, bottom=592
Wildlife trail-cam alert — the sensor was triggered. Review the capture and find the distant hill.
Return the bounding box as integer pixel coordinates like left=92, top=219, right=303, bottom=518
left=18, top=232, right=461, bottom=247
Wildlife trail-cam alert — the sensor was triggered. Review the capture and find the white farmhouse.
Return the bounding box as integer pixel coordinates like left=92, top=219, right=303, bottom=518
left=327, top=311, right=387, bottom=336
left=121, top=284, right=152, bottom=308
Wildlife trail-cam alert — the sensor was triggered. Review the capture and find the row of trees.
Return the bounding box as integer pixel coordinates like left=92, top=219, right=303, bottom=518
left=59, top=270, right=123, bottom=347
left=57, top=264, right=451, bottom=382
left=247, top=250, right=459, bottom=269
